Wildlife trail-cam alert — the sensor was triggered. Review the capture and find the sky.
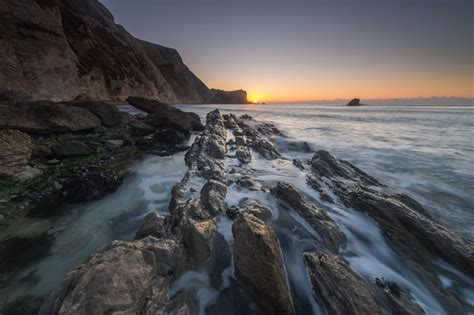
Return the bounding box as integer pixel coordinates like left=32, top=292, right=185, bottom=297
left=100, top=0, right=473, bottom=102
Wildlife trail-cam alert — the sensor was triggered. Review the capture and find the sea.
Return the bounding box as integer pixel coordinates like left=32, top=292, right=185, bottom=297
left=1, top=103, right=473, bottom=313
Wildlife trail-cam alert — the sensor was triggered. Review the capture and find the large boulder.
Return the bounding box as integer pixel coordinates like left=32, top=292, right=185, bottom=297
left=232, top=212, right=295, bottom=315
left=182, top=218, right=215, bottom=266
left=0, top=129, right=32, bottom=177
left=0, top=102, right=101, bottom=134
left=40, top=236, right=186, bottom=315
left=63, top=101, right=123, bottom=127
left=126, top=97, right=203, bottom=131
left=304, top=252, right=381, bottom=315
left=347, top=98, right=361, bottom=106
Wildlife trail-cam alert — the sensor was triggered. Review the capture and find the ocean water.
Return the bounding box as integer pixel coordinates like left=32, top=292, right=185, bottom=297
left=1, top=103, right=473, bottom=312
left=178, top=103, right=474, bottom=238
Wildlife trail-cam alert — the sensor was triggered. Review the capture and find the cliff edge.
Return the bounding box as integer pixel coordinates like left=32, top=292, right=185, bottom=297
left=0, top=0, right=248, bottom=104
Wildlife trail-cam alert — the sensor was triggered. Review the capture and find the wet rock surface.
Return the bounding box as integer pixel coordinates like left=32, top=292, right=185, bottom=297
left=271, top=182, right=346, bottom=251
left=233, top=212, right=295, bottom=315
left=304, top=252, right=382, bottom=315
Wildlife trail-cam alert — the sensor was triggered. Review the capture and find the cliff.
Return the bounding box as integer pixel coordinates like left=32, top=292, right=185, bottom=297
left=0, top=0, right=248, bottom=104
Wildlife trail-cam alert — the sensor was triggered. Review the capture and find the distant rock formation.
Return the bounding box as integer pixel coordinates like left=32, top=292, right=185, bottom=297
left=347, top=98, right=362, bottom=106
left=0, top=0, right=247, bottom=104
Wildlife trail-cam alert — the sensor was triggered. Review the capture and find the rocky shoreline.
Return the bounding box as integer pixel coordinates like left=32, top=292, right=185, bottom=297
left=1, top=104, right=473, bottom=314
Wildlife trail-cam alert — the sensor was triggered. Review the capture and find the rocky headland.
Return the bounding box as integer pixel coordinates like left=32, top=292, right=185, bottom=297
left=0, top=0, right=248, bottom=104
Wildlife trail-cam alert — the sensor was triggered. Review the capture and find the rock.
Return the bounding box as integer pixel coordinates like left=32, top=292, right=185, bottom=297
left=232, top=212, right=295, bottom=315
left=127, top=97, right=203, bottom=131
left=235, top=136, right=246, bottom=145
left=235, top=147, right=251, bottom=164
left=134, top=212, right=172, bottom=240
left=310, top=150, right=381, bottom=186
left=128, top=120, right=154, bottom=136
left=271, top=182, right=346, bottom=251
left=347, top=98, right=361, bottom=106
left=0, top=102, right=101, bottom=134
left=31, top=143, right=53, bottom=159
left=1, top=294, right=46, bottom=315
left=201, top=179, right=227, bottom=216
left=152, top=128, right=190, bottom=145
left=242, top=200, right=272, bottom=222
left=335, top=184, right=474, bottom=277
left=226, top=206, right=240, bottom=220
left=304, top=252, right=382, bottom=315
left=306, top=176, right=334, bottom=203
left=0, top=129, right=32, bottom=177
left=293, top=158, right=304, bottom=170
left=56, top=164, right=124, bottom=203
left=63, top=101, right=123, bottom=127
left=240, top=114, right=253, bottom=120
left=51, top=141, right=93, bottom=158
left=40, top=236, right=185, bottom=315
left=182, top=218, right=215, bottom=265
left=237, top=176, right=259, bottom=190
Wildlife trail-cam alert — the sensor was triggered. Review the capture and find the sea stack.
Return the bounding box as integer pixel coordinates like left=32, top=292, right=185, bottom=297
left=347, top=98, right=361, bottom=106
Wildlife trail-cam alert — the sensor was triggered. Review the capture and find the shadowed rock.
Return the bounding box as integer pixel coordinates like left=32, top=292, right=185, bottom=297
left=0, top=102, right=101, bottom=134
left=232, top=212, right=295, bottom=315
left=347, top=98, right=361, bottom=106
left=127, top=97, right=203, bottom=131
left=271, top=182, right=346, bottom=251
left=62, top=100, right=123, bottom=127
left=304, top=252, right=382, bottom=315
left=40, top=236, right=186, bottom=315
left=51, top=141, right=93, bottom=158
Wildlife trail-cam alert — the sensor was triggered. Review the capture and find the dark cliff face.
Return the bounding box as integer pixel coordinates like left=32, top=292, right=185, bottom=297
left=0, top=0, right=248, bottom=103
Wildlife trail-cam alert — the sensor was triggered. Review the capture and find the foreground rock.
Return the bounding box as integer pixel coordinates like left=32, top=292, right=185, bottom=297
left=40, top=236, right=186, bottom=315
left=304, top=252, right=381, bottom=315
left=0, top=130, right=33, bottom=177
left=232, top=212, right=295, bottom=315
left=0, top=102, right=101, bottom=134
left=271, top=182, right=346, bottom=251
left=126, top=97, right=203, bottom=131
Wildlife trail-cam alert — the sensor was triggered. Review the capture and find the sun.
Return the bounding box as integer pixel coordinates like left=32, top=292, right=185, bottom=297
left=248, top=92, right=264, bottom=104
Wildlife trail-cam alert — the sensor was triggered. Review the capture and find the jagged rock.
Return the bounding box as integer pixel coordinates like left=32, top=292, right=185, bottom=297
left=235, top=146, right=251, bottom=164
left=304, top=252, right=382, bottom=315
left=128, top=120, right=155, bottom=136
left=237, top=176, right=259, bottom=190
left=310, top=150, right=381, bottom=186
left=127, top=97, right=203, bottom=131
left=240, top=114, right=253, bottom=120
left=242, top=200, right=272, bottom=222
left=334, top=184, right=474, bottom=277
left=40, top=236, right=185, bottom=315
left=347, top=98, right=361, bottom=106
left=293, top=158, right=304, bottom=170
left=226, top=206, right=240, bottom=220
left=51, top=141, right=93, bottom=158
left=0, top=129, right=32, bottom=177
left=235, top=136, right=246, bottom=145
left=55, top=164, right=124, bottom=203
left=152, top=128, right=190, bottom=145
left=232, top=212, right=295, bottom=315
left=306, top=176, right=334, bottom=203
left=0, top=102, right=101, bottom=134
left=271, top=182, right=346, bottom=251
left=134, top=212, right=173, bottom=240
left=62, top=101, right=123, bottom=127
left=1, top=294, right=46, bottom=315
left=201, top=179, right=227, bottom=216
left=182, top=218, right=215, bottom=265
